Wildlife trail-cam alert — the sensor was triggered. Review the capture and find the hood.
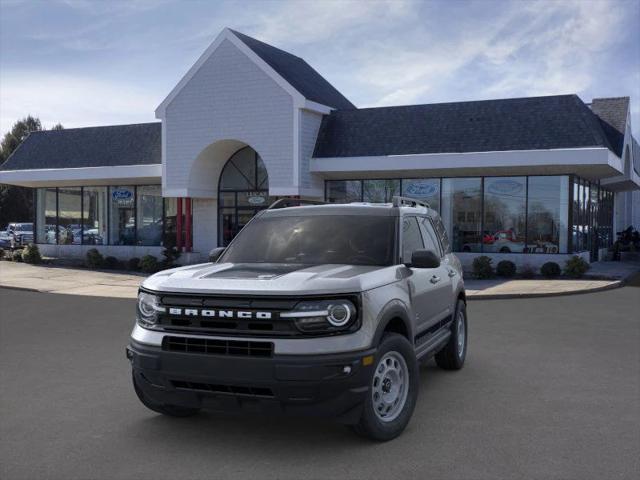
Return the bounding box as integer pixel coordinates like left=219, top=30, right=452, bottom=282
left=142, top=262, right=402, bottom=295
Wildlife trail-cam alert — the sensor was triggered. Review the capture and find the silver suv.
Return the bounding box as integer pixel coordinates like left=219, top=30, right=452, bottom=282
left=127, top=197, right=467, bottom=441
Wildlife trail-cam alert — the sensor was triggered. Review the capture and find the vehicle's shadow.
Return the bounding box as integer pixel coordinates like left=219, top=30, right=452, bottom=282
left=123, top=360, right=450, bottom=449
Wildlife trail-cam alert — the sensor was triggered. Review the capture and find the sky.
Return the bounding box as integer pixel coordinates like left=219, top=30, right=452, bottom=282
left=1, top=0, right=639, bottom=138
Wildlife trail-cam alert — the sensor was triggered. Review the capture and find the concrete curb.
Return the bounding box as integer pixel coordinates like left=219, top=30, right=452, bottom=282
left=466, top=279, right=624, bottom=301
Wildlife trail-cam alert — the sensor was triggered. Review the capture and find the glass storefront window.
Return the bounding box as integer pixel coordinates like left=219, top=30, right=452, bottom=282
left=441, top=178, right=482, bottom=252
left=526, top=176, right=569, bottom=253
left=326, top=180, right=362, bottom=203
left=483, top=177, right=526, bottom=253
left=363, top=179, right=400, bottom=203
left=218, top=146, right=272, bottom=246
left=36, top=188, right=57, bottom=244
left=82, top=187, right=107, bottom=245
left=572, top=176, right=613, bottom=256
left=57, top=187, right=82, bottom=245
left=109, top=186, right=136, bottom=245
left=402, top=178, right=440, bottom=212
left=136, top=185, right=163, bottom=246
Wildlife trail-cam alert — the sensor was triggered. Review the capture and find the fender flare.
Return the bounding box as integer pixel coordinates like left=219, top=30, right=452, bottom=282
left=371, top=300, right=414, bottom=347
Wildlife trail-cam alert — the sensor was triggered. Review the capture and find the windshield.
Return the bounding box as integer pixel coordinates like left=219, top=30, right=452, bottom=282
left=13, top=224, right=33, bottom=231
left=220, top=215, right=397, bottom=266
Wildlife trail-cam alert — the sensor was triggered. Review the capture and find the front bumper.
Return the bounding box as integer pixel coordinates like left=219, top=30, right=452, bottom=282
left=127, top=339, right=376, bottom=424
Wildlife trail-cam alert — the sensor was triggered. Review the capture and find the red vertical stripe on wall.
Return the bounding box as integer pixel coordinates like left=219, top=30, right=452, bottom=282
left=185, top=198, right=192, bottom=252
left=176, top=197, right=183, bottom=251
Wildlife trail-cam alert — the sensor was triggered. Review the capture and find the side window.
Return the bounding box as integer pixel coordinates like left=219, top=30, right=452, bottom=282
left=419, top=217, right=442, bottom=257
left=433, top=216, right=451, bottom=253
left=402, top=216, right=424, bottom=262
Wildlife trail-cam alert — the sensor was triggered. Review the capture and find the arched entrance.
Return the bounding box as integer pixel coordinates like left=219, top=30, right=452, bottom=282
left=218, top=146, right=273, bottom=245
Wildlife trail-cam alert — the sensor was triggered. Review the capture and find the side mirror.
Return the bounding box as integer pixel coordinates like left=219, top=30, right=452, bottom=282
left=406, top=249, right=440, bottom=269
left=208, top=247, right=226, bottom=263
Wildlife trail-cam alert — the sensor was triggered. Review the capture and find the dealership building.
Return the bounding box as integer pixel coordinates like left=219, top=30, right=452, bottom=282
left=1, top=28, right=638, bottom=267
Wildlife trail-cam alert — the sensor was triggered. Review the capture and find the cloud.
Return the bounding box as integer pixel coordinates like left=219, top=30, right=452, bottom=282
left=0, top=72, right=158, bottom=132
left=249, top=0, right=412, bottom=45
left=0, top=0, right=637, bottom=138
left=344, top=0, right=627, bottom=108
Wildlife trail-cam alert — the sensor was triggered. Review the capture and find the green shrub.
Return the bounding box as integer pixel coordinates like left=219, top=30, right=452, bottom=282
left=540, top=262, right=561, bottom=278
left=10, top=250, right=23, bottom=262
left=472, top=256, right=494, bottom=279
left=103, top=256, right=119, bottom=270
left=140, top=255, right=159, bottom=274
left=128, top=257, right=140, bottom=271
left=564, top=256, right=590, bottom=278
left=21, top=244, right=42, bottom=264
left=0, top=249, right=5, bottom=260
left=86, top=248, right=104, bottom=269
left=519, top=264, right=536, bottom=279
left=496, top=260, right=516, bottom=278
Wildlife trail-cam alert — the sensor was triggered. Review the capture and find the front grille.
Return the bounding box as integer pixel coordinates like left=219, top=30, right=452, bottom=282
left=152, top=293, right=360, bottom=338
left=162, top=336, right=273, bottom=357
left=157, top=295, right=299, bottom=337
left=171, top=380, right=274, bottom=398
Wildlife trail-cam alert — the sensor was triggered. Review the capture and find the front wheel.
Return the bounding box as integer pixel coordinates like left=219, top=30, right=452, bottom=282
left=132, top=372, right=200, bottom=417
left=435, top=300, right=467, bottom=370
left=353, top=333, right=419, bottom=441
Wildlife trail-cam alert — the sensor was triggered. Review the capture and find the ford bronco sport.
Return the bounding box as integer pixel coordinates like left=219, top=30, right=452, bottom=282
left=127, top=197, right=467, bottom=441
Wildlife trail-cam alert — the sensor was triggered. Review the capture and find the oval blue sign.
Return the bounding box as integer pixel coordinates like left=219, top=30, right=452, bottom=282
left=405, top=182, right=438, bottom=197
left=488, top=180, right=523, bottom=196
left=112, top=189, right=133, bottom=200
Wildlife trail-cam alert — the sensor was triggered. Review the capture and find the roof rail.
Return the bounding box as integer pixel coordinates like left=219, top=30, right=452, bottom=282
left=268, top=198, right=326, bottom=210
left=391, top=196, right=430, bottom=209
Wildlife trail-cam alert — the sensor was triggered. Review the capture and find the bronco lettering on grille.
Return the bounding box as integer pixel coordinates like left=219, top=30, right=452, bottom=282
left=167, top=308, right=273, bottom=320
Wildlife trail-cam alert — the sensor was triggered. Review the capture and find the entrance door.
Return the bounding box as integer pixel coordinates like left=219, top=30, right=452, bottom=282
left=218, top=146, right=272, bottom=246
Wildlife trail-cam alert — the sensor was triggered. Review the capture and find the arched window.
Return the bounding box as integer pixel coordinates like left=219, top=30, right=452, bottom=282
left=218, top=146, right=272, bottom=245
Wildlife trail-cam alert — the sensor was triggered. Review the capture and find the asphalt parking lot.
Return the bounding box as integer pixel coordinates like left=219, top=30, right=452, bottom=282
left=1, top=279, right=639, bottom=480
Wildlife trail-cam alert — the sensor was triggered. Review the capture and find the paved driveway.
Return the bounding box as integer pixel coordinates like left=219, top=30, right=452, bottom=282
left=1, top=279, right=639, bottom=480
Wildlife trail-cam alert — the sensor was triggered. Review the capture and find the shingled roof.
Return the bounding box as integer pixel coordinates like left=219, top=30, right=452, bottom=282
left=230, top=29, right=355, bottom=111
left=313, top=95, right=617, bottom=158
left=590, top=97, right=630, bottom=157
left=0, top=122, right=161, bottom=171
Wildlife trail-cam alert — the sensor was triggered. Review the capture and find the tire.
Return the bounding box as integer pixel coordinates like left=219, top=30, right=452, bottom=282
left=132, top=372, right=200, bottom=417
left=353, top=333, right=419, bottom=441
left=499, top=247, right=511, bottom=253
left=435, top=300, right=467, bottom=370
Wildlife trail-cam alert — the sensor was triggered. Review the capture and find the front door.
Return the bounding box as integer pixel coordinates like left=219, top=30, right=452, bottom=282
left=402, top=216, right=452, bottom=338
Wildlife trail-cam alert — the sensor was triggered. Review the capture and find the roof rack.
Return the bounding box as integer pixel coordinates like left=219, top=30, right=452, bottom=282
left=268, top=198, right=326, bottom=210
left=391, top=196, right=430, bottom=209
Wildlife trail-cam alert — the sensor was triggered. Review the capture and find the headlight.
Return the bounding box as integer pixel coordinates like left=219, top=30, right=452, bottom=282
left=136, top=292, right=165, bottom=327
left=281, top=299, right=357, bottom=334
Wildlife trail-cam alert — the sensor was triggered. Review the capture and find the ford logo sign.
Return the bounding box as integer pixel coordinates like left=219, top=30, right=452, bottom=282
left=112, top=189, right=133, bottom=200
left=488, top=180, right=523, bottom=195
left=405, top=182, right=438, bottom=197
left=247, top=195, right=266, bottom=205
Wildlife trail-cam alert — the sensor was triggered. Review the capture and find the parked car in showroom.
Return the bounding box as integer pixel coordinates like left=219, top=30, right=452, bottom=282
left=2, top=223, right=34, bottom=249
left=127, top=197, right=468, bottom=441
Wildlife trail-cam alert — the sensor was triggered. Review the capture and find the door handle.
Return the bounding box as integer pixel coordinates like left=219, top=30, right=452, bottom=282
left=448, top=269, right=457, bottom=277
left=430, top=275, right=441, bottom=284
